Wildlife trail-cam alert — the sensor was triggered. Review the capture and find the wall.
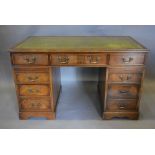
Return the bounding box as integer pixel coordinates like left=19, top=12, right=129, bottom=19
left=0, top=25, right=154, bottom=84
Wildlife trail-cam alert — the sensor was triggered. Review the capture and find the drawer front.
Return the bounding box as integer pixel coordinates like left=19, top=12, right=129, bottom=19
left=51, top=54, right=78, bottom=65
left=51, top=54, right=107, bottom=65
left=18, top=85, right=50, bottom=96
left=19, top=97, right=51, bottom=111
left=83, top=54, right=107, bottom=65
left=15, top=72, right=49, bottom=84
left=108, top=84, right=139, bottom=99
left=108, top=73, right=142, bottom=83
left=12, top=54, right=49, bottom=65
left=106, top=99, right=138, bottom=111
left=109, top=53, right=145, bottom=65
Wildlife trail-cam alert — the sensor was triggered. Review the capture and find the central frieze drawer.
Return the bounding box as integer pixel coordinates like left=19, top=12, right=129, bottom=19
left=50, top=54, right=107, bottom=65
left=11, top=54, right=49, bottom=65
left=108, top=84, right=139, bottom=99
left=18, top=85, right=50, bottom=96
left=19, top=97, right=51, bottom=111
left=109, top=53, right=145, bottom=65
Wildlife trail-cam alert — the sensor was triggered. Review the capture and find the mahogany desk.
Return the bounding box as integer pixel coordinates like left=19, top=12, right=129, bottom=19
left=9, top=36, right=148, bottom=120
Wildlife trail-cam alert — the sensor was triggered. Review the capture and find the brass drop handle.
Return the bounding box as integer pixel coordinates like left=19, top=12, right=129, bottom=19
left=24, top=56, right=36, bottom=64
left=31, top=103, right=41, bottom=108
left=58, top=56, right=69, bottom=64
left=27, top=76, right=39, bottom=82
left=122, top=57, right=133, bottom=64
left=87, top=56, right=99, bottom=64
left=119, top=75, right=132, bottom=81
left=119, top=106, right=125, bottom=109
left=119, top=90, right=129, bottom=94
left=28, top=88, right=40, bottom=93
left=119, top=103, right=126, bottom=109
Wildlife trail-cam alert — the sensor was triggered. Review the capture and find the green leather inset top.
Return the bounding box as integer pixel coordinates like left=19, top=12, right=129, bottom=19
left=13, top=36, right=146, bottom=51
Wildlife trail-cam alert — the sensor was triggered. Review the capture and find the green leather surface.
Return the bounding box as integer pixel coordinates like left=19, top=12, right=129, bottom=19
left=15, top=36, right=144, bottom=50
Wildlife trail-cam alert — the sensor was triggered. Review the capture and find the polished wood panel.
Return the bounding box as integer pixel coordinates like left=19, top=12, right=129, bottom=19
left=108, top=84, right=139, bottom=99
left=109, top=53, right=145, bottom=65
left=12, top=53, right=49, bottom=65
left=18, top=85, right=50, bottom=96
left=106, top=99, right=138, bottom=111
left=19, top=97, right=51, bottom=111
left=51, top=67, right=61, bottom=110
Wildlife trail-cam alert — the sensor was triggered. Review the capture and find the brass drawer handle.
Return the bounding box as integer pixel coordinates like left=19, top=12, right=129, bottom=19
left=119, top=90, right=129, bottom=94
left=57, top=56, right=69, bottom=64
left=31, top=103, right=41, bottom=108
left=122, top=57, right=133, bottom=64
left=119, top=106, right=125, bottom=109
left=27, top=88, right=40, bottom=93
left=119, top=103, right=126, bottom=109
left=24, top=56, right=36, bottom=64
left=119, top=75, right=132, bottom=81
left=87, top=56, right=99, bottom=64
left=27, top=76, right=39, bottom=82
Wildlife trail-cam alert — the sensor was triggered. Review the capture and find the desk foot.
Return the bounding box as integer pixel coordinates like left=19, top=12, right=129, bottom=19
left=19, top=112, right=55, bottom=120
left=103, top=112, right=139, bottom=120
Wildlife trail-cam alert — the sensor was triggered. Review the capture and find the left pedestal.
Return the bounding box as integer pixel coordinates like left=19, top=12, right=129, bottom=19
left=11, top=53, right=61, bottom=120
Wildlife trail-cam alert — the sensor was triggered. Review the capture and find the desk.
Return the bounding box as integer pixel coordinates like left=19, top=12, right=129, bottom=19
left=9, top=36, right=148, bottom=120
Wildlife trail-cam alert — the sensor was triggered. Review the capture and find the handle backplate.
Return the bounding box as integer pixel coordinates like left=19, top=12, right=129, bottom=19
left=24, top=56, right=36, bottom=64
left=122, top=57, right=133, bottom=64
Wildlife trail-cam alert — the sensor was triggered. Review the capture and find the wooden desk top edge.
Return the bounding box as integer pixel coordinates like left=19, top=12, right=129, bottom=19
left=9, top=36, right=149, bottom=52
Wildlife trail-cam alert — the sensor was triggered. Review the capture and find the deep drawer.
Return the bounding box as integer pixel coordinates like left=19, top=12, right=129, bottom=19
left=108, top=84, right=139, bottom=99
left=106, top=99, right=138, bottom=111
left=11, top=54, right=49, bottom=65
left=19, top=97, right=52, bottom=111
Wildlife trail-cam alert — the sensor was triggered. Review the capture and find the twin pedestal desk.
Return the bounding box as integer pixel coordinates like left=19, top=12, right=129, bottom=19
left=9, top=36, right=148, bottom=120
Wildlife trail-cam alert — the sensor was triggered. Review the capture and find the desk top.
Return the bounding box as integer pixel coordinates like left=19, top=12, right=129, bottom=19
left=10, top=36, right=148, bottom=52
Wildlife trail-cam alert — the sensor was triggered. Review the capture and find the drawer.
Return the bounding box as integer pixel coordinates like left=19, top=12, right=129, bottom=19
left=108, top=84, right=139, bottom=99
left=51, top=54, right=78, bottom=65
left=83, top=54, right=107, bottom=65
left=15, top=72, right=49, bottom=84
left=108, top=73, right=142, bottom=83
left=18, top=85, right=50, bottom=96
left=51, top=54, right=107, bottom=65
left=109, top=53, right=145, bottom=65
left=12, top=54, right=49, bottom=65
left=106, top=99, right=138, bottom=111
left=19, top=97, right=51, bottom=111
